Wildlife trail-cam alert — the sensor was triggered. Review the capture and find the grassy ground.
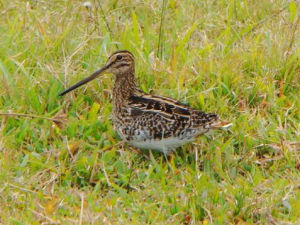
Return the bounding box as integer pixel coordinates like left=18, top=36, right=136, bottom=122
left=0, top=0, right=299, bottom=224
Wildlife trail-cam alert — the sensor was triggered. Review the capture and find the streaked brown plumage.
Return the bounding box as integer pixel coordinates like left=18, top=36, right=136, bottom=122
left=60, top=50, right=231, bottom=154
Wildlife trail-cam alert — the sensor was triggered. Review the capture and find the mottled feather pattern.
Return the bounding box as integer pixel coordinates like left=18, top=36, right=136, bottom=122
left=113, top=92, right=219, bottom=142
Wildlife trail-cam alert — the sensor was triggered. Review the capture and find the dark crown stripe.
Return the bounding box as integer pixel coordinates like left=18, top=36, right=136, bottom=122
left=112, top=50, right=134, bottom=56
left=108, top=50, right=134, bottom=62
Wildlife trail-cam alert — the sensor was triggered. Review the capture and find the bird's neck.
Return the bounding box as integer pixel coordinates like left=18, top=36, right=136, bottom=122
left=113, top=70, right=138, bottom=105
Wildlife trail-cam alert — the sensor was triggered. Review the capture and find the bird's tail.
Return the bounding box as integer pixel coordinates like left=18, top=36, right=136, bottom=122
left=210, top=120, right=232, bottom=129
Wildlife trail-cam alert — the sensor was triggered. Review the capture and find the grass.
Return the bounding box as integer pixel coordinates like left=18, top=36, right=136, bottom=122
left=0, top=0, right=299, bottom=224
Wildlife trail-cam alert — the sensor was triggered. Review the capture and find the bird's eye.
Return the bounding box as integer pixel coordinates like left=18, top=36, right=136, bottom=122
left=117, top=55, right=122, bottom=60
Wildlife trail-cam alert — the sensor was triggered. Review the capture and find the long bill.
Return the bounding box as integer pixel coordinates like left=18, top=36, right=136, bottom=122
left=59, top=65, right=109, bottom=96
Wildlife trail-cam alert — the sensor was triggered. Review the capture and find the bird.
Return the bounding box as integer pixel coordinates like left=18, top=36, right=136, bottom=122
left=59, top=50, right=231, bottom=155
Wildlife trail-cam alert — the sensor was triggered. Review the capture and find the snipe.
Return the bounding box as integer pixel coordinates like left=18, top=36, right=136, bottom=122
left=60, top=50, right=231, bottom=154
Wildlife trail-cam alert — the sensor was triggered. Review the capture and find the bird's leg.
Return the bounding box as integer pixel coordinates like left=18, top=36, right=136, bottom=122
left=128, top=144, right=142, bottom=154
left=164, top=149, right=175, bottom=172
left=127, top=145, right=151, bottom=160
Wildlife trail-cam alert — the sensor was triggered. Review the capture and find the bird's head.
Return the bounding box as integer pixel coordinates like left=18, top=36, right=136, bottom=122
left=59, top=50, right=135, bottom=96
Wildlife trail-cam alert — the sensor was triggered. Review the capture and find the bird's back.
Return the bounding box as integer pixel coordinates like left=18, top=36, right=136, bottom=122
left=113, top=91, right=219, bottom=154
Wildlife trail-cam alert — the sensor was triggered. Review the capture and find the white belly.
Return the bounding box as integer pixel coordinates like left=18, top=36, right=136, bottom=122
left=116, top=126, right=208, bottom=155
left=129, top=137, right=194, bottom=155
